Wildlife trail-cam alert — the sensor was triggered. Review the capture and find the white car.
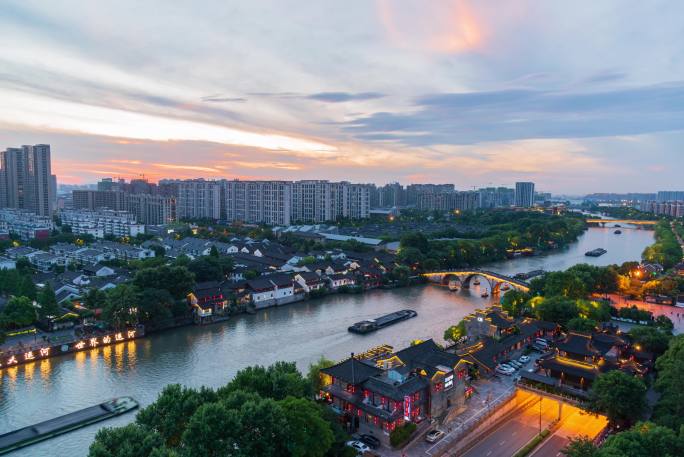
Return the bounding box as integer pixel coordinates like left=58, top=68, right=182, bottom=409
left=519, top=355, right=531, bottom=364
left=496, top=366, right=514, bottom=376
left=426, top=429, right=446, bottom=443
left=346, top=440, right=370, bottom=455
left=507, top=360, right=522, bottom=369
left=500, top=363, right=517, bottom=371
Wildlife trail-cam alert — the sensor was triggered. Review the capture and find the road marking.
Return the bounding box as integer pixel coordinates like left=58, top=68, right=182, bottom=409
left=486, top=451, right=492, bottom=456
left=500, top=441, right=506, bottom=446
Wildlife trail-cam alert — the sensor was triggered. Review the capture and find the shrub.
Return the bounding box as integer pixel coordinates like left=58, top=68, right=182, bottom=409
left=390, top=422, right=417, bottom=448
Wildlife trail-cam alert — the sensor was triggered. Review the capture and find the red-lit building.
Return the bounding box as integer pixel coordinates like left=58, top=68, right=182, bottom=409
left=320, top=340, right=471, bottom=438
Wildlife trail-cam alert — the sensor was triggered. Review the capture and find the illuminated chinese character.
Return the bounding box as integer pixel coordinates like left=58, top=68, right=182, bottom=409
left=102, top=335, right=112, bottom=344
left=115, top=333, right=124, bottom=341
left=39, top=347, right=50, bottom=357
left=7, top=356, right=18, bottom=365
left=127, top=330, right=136, bottom=338
left=89, top=338, right=99, bottom=347
left=75, top=341, right=86, bottom=350
left=24, top=351, right=35, bottom=360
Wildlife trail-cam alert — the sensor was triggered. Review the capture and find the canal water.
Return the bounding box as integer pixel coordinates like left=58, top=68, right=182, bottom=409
left=0, top=227, right=653, bottom=456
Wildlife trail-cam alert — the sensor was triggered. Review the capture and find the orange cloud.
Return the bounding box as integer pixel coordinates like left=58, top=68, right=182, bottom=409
left=377, top=0, right=485, bottom=54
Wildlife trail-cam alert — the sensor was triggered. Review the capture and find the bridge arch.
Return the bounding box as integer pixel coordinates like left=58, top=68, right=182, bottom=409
left=423, top=270, right=530, bottom=293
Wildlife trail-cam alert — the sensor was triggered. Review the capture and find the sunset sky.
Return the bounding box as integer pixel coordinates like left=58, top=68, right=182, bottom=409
left=1, top=0, right=683, bottom=193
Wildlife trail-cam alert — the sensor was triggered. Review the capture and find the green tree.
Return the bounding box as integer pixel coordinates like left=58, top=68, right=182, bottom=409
left=222, top=362, right=312, bottom=400
left=422, top=257, right=440, bottom=272
left=629, top=326, right=671, bottom=355
left=235, top=398, right=289, bottom=457
left=534, top=296, right=579, bottom=327
left=501, top=290, right=530, bottom=317
left=653, top=334, right=684, bottom=430
left=566, top=317, right=598, bottom=333
left=542, top=271, right=588, bottom=299
left=307, top=356, right=335, bottom=394
left=37, top=284, right=60, bottom=319
left=179, top=402, right=241, bottom=457
left=0, top=296, right=37, bottom=328
left=599, top=422, right=684, bottom=457
left=133, top=266, right=195, bottom=299
left=561, top=436, right=599, bottom=457
left=84, top=288, right=108, bottom=309
left=399, top=232, right=429, bottom=253
left=137, top=288, right=174, bottom=324
left=136, top=384, right=218, bottom=448
left=188, top=257, right=223, bottom=282
left=88, top=423, right=169, bottom=457
left=443, top=320, right=466, bottom=344
left=209, top=245, right=219, bottom=258
left=587, top=370, right=647, bottom=425
left=279, top=397, right=334, bottom=457
left=102, top=284, right=139, bottom=329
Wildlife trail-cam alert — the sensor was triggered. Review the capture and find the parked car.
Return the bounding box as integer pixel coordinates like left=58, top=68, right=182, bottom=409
left=519, top=355, right=531, bottom=364
left=531, top=343, right=548, bottom=352
left=500, top=363, right=517, bottom=371
left=359, top=434, right=381, bottom=449
left=507, top=360, right=522, bottom=369
left=535, top=338, right=549, bottom=347
left=346, top=441, right=371, bottom=455
left=496, top=365, right=514, bottom=375
left=425, top=429, right=446, bottom=443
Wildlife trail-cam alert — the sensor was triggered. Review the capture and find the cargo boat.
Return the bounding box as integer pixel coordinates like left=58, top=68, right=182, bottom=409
left=348, top=310, right=417, bottom=334
left=585, top=248, right=607, bottom=257
left=614, top=230, right=622, bottom=234
left=0, top=397, right=139, bottom=455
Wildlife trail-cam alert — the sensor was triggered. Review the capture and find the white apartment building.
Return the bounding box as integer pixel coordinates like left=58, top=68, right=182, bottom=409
left=0, top=144, right=55, bottom=216
left=60, top=209, right=145, bottom=239
left=223, top=180, right=291, bottom=225
left=176, top=180, right=221, bottom=220
left=0, top=208, right=53, bottom=240
left=291, top=180, right=371, bottom=223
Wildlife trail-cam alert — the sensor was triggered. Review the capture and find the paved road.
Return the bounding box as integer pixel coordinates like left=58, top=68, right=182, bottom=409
left=461, top=397, right=559, bottom=457
left=532, top=435, right=568, bottom=457
left=531, top=405, right=607, bottom=457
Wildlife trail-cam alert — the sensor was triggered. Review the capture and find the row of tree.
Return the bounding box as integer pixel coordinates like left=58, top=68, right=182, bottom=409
left=397, top=212, right=586, bottom=271
left=642, top=221, right=683, bottom=269
left=89, top=361, right=354, bottom=457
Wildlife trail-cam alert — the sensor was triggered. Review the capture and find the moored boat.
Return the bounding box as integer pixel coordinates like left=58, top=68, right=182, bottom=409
left=0, top=397, right=139, bottom=455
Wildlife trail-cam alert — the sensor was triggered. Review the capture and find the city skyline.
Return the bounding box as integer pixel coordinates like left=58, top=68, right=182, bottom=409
left=2, top=1, right=684, bottom=192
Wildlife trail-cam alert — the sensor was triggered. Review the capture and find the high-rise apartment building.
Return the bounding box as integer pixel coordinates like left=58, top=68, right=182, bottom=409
left=417, top=191, right=479, bottom=212
left=290, top=180, right=370, bottom=223
left=406, top=184, right=455, bottom=206
left=126, top=193, right=177, bottom=225
left=478, top=187, right=515, bottom=208
left=176, top=180, right=221, bottom=220
left=223, top=180, right=291, bottom=225
left=514, top=182, right=535, bottom=208
left=0, top=144, right=55, bottom=216
left=657, top=191, right=684, bottom=202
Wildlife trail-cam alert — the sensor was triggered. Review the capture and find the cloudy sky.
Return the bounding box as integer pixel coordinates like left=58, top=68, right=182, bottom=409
left=1, top=0, right=683, bottom=193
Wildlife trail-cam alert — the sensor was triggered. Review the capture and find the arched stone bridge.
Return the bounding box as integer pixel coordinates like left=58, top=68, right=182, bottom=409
left=421, top=269, right=531, bottom=294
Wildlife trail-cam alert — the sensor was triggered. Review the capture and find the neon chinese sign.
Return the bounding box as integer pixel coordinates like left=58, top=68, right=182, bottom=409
left=0, top=329, right=139, bottom=370
left=444, top=373, right=454, bottom=390
left=403, top=395, right=411, bottom=420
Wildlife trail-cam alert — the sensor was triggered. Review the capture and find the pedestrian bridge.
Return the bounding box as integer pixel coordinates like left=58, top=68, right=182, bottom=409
left=421, top=269, right=530, bottom=293
left=586, top=219, right=657, bottom=226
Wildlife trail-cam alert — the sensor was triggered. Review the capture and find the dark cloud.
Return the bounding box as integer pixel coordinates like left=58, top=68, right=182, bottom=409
left=306, top=92, right=385, bottom=102
left=201, top=95, right=247, bottom=103
left=344, top=82, right=684, bottom=145
left=249, top=91, right=384, bottom=102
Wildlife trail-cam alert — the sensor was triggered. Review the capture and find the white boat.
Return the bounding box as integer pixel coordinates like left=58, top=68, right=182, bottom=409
left=481, top=291, right=489, bottom=298
left=448, top=281, right=459, bottom=291
left=473, top=279, right=481, bottom=286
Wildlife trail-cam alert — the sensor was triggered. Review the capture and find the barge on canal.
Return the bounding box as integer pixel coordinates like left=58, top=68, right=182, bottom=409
left=0, top=397, right=139, bottom=455
left=585, top=248, right=607, bottom=257
left=348, top=309, right=417, bottom=334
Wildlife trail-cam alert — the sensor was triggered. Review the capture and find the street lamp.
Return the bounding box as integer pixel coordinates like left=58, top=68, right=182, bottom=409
left=539, top=396, right=542, bottom=436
